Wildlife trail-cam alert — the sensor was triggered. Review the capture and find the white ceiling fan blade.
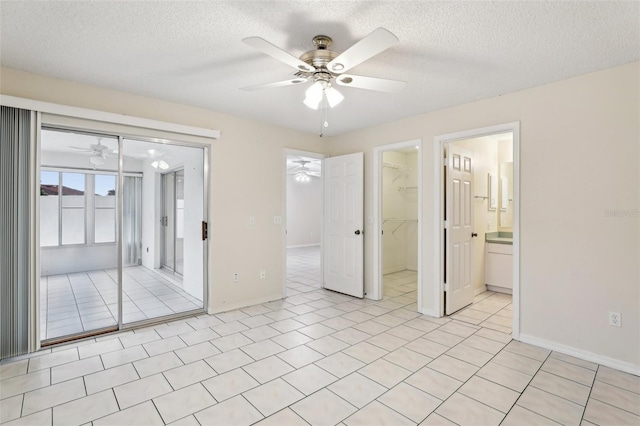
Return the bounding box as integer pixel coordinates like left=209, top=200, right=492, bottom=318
left=243, top=37, right=316, bottom=73
left=335, top=74, right=406, bottom=93
left=69, top=146, right=92, bottom=152
left=241, top=77, right=309, bottom=91
left=327, top=28, right=399, bottom=74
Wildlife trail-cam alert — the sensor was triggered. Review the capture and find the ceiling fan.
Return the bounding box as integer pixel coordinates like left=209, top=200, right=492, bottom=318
left=241, top=28, right=406, bottom=110
left=288, top=160, right=320, bottom=182
left=69, top=138, right=117, bottom=168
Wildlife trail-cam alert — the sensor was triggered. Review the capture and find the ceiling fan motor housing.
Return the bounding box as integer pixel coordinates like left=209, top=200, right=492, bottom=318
left=299, top=35, right=340, bottom=78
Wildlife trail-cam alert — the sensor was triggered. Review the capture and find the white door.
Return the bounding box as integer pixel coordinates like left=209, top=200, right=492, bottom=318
left=445, top=144, right=474, bottom=314
left=323, top=152, right=364, bottom=298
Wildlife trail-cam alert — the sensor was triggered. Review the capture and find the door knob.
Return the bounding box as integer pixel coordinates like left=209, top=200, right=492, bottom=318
left=471, top=232, right=478, bottom=237
left=355, top=230, right=361, bottom=235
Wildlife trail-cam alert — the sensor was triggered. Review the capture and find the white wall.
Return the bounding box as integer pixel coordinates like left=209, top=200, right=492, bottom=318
left=286, top=174, right=322, bottom=247
left=327, top=62, right=640, bottom=372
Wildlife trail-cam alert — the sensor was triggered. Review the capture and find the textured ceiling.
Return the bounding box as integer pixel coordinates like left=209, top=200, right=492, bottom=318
left=1, top=1, right=638, bottom=136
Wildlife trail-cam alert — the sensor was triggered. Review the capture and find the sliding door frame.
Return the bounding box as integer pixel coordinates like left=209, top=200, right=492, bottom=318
left=38, top=124, right=210, bottom=345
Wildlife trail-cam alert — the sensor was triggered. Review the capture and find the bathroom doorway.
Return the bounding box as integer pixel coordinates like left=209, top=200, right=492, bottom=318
left=434, top=122, right=520, bottom=337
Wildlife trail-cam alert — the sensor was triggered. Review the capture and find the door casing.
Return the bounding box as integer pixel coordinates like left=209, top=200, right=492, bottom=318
left=433, top=122, right=520, bottom=338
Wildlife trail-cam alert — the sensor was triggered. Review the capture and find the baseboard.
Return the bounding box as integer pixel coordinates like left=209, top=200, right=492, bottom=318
left=487, top=285, right=512, bottom=295
left=518, top=333, right=640, bottom=376
left=209, top=292, right=284, bottom=314
left=474, top=286, right=487, bottom=296
left=286, top=243, right=321, bottom=248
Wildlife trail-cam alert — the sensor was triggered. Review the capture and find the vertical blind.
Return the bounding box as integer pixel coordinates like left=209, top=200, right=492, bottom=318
left=0, top=106, right=33, bottom=359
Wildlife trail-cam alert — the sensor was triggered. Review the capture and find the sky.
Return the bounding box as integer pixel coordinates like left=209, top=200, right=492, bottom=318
left=41, top=171, right=115, bottom=195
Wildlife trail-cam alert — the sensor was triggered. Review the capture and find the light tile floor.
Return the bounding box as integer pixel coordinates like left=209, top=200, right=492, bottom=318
left=1, top=249, right=637, bottom=425
left=41, top=266, right=203, bottom=341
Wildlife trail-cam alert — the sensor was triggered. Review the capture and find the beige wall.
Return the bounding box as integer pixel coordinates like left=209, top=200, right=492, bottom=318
left=327, top=62, right=640, bottom=370
left=2, top=62, right=638, bottom=370
left=0, top=67, right=325, bottom=313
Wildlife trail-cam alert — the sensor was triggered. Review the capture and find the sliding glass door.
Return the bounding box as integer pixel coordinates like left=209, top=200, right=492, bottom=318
left=121, top=139, right=204, bottom=326
left=39, top=127, right=207, bottom=344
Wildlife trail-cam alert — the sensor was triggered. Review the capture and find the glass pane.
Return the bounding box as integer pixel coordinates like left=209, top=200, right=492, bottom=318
left=95, top=175, right=116, bottom=197
left=40, top=195, right=59, bottom=247
left=95, top=175, right=116, bottom=243
left=122, top=138, right=204, bottom=325
left=40, top=171, right=60, bottom=246
left=61, top=208, right=85, bottom=244
left=61, top=172, right=86, bottom=257
left=95, top=209, right=116, bottom=243
left=40, top=129, right=119, bottom=342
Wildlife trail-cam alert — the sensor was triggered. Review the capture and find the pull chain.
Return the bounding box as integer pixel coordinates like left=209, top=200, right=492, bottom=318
left=319, top=95, right=329, bottom=137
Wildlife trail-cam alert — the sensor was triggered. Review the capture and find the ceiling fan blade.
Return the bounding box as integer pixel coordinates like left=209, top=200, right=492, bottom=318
left=335, top=74, right=406, bottom=93
left=327, top=28, right=399, bottom=74
left=243, top=37, right=316, bottom=73
left=69, top=146, right=92, bottom=152
left=240, top=77, right=309, bottom=91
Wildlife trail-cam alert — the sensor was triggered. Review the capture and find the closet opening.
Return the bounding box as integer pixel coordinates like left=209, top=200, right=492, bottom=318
left=373, top=139, right=423, bottom=310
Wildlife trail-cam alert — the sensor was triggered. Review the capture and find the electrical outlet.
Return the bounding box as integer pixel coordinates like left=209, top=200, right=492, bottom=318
left=249, top=216, right=256, bottom=226
left=259, top=270, right=266, bottom=280
left=609, top=312, right=621, bottom=327
left=273, top=216, right=282, bottom=225
left=233, top=273, right=239, bottom=282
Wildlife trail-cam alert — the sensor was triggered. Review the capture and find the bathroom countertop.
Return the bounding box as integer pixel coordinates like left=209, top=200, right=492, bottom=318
left=485, top=232, right=513, bottom=245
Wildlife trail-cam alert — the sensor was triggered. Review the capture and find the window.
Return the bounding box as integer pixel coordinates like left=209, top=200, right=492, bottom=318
left=95, top=175, right=116, bottom=243
left=40, top=171, right=119, bottom=246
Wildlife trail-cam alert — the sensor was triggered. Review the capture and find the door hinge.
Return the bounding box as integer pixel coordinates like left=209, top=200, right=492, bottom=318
left=443, top=220, right=449, bottom=229
left=443, top=283, right=450, bottom=292
left=201, top=221, right=208, bottom=241
left=443, top=157, right=447, bottom=166
left=161, top=216, right=168, bottom=226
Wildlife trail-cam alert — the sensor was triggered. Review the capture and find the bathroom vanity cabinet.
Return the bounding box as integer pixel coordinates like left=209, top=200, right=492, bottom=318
left=485, top=242, right=513, bottom=293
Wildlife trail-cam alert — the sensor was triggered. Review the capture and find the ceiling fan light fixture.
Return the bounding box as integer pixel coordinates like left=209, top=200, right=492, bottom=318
left=304, top=81, right=324, bottom=109
left=295, top=171, right=310, bottom=182
left=325, top=86, right=344, bottom=108
left=89, top=154, right=105, bottom=166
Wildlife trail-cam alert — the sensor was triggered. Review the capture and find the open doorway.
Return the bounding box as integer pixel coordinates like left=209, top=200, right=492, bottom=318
left=373, top=139, right=422, bottom=310
left=285, top=151, right=324, bottom=296
left=435, top=122, right=519, bottom=337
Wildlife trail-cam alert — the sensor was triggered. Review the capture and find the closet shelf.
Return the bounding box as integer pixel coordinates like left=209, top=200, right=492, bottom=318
left=383, top=162, right=410, bottom=170
left=474, top=195, right=488, bottom=200
left=398, top=186, right=418, bottom=191
left=383, top=218, right=418, bottom=234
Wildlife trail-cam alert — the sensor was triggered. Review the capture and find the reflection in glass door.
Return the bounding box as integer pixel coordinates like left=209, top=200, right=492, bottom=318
left=162, top=170, right=185, bottom=275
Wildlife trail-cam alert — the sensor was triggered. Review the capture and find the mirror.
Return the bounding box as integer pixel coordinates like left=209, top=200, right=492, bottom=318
left=488, top=173, right=498, bottom=211
left=499, top=162, right=513, bottom=229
